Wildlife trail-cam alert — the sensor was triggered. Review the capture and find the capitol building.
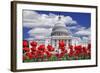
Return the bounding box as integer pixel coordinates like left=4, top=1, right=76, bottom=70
left=50, top=16, right=72, bottom=51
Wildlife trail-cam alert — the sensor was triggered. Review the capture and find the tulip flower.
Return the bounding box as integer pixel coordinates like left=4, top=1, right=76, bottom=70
left=59, top=47, right=66, bottom=52
left=68, top=49, right=74, bottom=57
left=23, top=40, right=91, bottom=62
left=38, top=44, right=45, bottom=52
left=82, top=47, right=87, bottom=55
left=69, top=45, right=73, bottom=50
left=31, top=51, right=37, bottom=58
left=59, top=52, right=65, bottom=58
left=30, top=41, right=37, bottom=47
left=31, top=47, right=37, bottom=52
left=23, top=47, right=30, bottom=52
left=87, top=43, right=91, bottom=51
left=23, top=40, right=28, bottom=47
left=36, top=50, right=44, bottom=58
left=59, top=40, right=65, bottom=47
left=45, top=51, right=52, bottom=58
left=26, top=52, right=33, bottom=59
left=47, top=44, right=54, bottom=52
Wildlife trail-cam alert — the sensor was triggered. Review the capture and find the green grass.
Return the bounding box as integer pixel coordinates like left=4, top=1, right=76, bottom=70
left=23, top=54, right=91, bottom=63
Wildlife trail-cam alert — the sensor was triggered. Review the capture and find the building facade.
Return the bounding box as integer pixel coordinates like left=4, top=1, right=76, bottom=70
left=51, top=16, right=72, bottom=52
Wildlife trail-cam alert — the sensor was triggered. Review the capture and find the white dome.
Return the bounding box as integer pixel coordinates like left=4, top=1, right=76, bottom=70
left=51, top=19, right=69, bottom=36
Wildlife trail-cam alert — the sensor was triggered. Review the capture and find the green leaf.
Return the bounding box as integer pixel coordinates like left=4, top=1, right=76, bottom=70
left=50, top=56, right=58, bottom=61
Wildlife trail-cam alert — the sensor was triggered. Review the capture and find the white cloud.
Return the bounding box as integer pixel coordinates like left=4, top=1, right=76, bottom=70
left=72, top=37, right=82, bottom=45
left=23, top=10, right=78, bottom=39
left=23, top=10, right=40, bottom=19
left=23, top=11, right=57, bottom=28
left=67, top=26, right=77, bottom=29
left=28, top=28, right=52, bottom=39
left=26, top=37, right=34, bottom=40
left=82, top=37, right=88, bottom=40
left=67, top=25, right=86, bottom=31
left=72, top=37, right=82, bottom=41
left=82, top=36, right=90, bottom=40
left=23, top=10, right=77, bottom=28
left=75, top=27, right=91, bottom=36
left=63, top=16, right=77, bottom=24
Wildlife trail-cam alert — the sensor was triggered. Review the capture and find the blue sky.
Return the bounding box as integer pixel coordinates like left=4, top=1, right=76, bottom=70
left=36, top=10, right=91, bottom=28
left=23, top=10, right=91, bottom=40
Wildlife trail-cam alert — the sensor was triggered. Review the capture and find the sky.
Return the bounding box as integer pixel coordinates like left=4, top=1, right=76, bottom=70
left=22, top=10, right=91, bottom=41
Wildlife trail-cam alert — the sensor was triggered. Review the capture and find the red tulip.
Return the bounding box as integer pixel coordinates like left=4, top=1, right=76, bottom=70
left=63, top=49, right=67, bottom=54
left=74, top=45, right=81, bottom=50
left=31, top=51, right=37, bottom=58
left=26, top=52, right=33, bottom=59
left=47, top=44, right=52, bottom=48
left=87, top=43, right=91, bottom=50
left=36, top=50, right=44, bottom=58
left=69, top=45, right=73, bottom=50
left=60, top=47, right=66, bottom=52
left=87, top=44, right=91, bottom=55
left=47, top=44, right=54, bottom=52
left=38, top=44, right=45, bottom=52
left=30, top=41, right=37, bottom=47
left=45, top=51, right=52, bottom=58
left=59, top=52, right=65, bottom=58
left=82, top=47, right=87, bottom=55
left=68, top=49, right=74, bottom=57
left=23, top=40, right=28, bottom=47
left=55, top=51, right=65, bottom=58
left=74, top=45, right=82, bottom=55
left=31, top=47, right=36, bottom=52
left=74, top=50, right=80, bottom=56
left=55, top=53, right=59, bottom=58
left=59, top=40, right=65, bottom=47
left=23, top=47, right=30, bottom=52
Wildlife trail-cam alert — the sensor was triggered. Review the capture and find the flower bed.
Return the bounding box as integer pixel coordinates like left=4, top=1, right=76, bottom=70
left=23, top=40, right=91, bottom=62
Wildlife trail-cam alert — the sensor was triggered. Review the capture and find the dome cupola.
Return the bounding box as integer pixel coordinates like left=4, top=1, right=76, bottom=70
left=51, top=15, right=69, bottom=36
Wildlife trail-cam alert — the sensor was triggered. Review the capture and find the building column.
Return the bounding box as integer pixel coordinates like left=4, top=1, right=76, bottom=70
left=55, top=39, right=56, bottom=47
left=68, top=39, right=71, bottom=46
left=65, top=40, right=67, bottom=48
left=57, top=39, right=58, bottom=49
